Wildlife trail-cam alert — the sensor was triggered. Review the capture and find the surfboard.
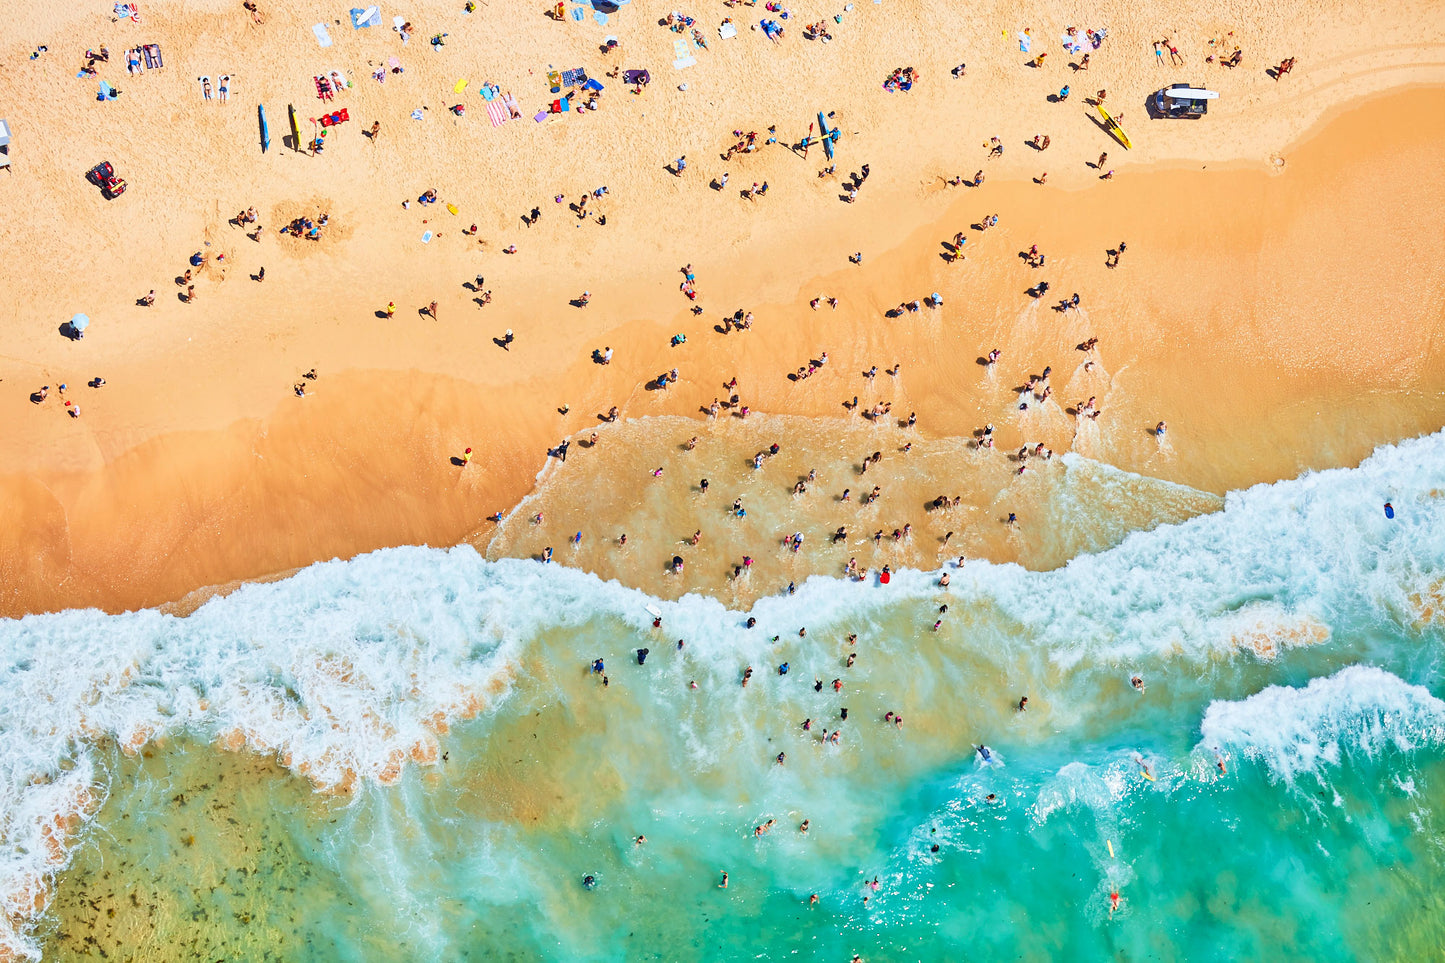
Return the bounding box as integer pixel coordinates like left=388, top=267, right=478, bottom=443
left=258, top=104, right=270, bottom=152
left=817, top=112, right=834, bottom=161
left=287, top=104, right=301, bottom=152
left=645, top=604, right=662, bottom=619
left=1096, top=104, right=1131, bottom=150
left=1141, top=770, right=1155, bottom=781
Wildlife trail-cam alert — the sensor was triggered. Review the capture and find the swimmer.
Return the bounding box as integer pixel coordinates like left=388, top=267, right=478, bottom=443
left=939, top=573, right=950, bottom=587
left=800, top=819, right=810, bottom=833
left=1110, top=891, right=1120, bottom=917
left=809, top=893, right=819, bottom=905
left=1017, top=696, right=1028, bottom=711
left=719, top=871, right=728, bottom=888
left=1131, top=675, right=1145, bottom=693
left=1215, top=751, right=1227, bottom=774
left=846, top=652, right=856, bottom=668
left=583, top=874, right=597, bottom=889
left=635, top=835, right=647, bottom=846
left=689, top=680, right=698, bottom=689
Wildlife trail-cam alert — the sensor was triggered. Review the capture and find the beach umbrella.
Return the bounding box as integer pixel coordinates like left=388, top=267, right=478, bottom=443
left=70, top=313, right=90, bottom=331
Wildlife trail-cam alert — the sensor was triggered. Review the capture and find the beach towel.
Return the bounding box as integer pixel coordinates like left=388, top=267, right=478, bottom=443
left=561, top=68, right=585, bottom=87
left=623, top=69, right=649, bottom=85
left=411, top=108, right=424, bottom=120
left=718, top=21, right=737, bottom=39
left=673, top=37, right=696, bottom=69
left=1018, top=31, right=1032, bottom=53
left=143, top=43, right=162, bottom=69
left=315, top=76, right=333, bottom=100
left=313, top=23, right=333, bottom=47
left=453, top=78, right=468, bottom=93
left=127, top=48, right=142, bottom=73
left=594, top=11, right=608, bottom=24
left=349, top=5, right=381, bottom=28
left=480, top=84, right=497, bottom=101
left=583, top=78, right=604, bottom=91
left=502, top=92, right=521, bottom=117
left=421, top=230, right=433, bottom=243
left=114, top=3, right=140, bottom=22
left=570, top=6, right=585, bottom=20
left=198, top=75, right=212, bottom=99
left=98, top=81, right=115, bottom=101
left=329, top=69, right=349, bottom=88
left=486, top=99, right=508, bottom=127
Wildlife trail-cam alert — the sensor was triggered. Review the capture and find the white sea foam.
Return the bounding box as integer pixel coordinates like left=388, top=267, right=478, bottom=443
left=1198, top=665, right=1445, bottom=784
left=0, top=429, right=1442, bottom=957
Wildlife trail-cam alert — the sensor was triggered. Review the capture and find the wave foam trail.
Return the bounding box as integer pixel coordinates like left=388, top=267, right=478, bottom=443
left=1198, top=666, right=1445, bottom=784
left=959, top=429, right=1445, bottom=666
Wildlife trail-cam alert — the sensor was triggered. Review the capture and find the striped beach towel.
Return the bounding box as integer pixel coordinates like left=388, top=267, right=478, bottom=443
left=486, top=99, right=508, bottom=127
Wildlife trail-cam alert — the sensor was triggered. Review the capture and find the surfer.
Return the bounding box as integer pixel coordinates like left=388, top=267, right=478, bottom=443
left=976, top=745, right=992, bottom=763
left=583, top=875, right=597, bottom=889
left=637, top=648, right=649, bottom=665
left=1384, top=502, right=1395, bottom=519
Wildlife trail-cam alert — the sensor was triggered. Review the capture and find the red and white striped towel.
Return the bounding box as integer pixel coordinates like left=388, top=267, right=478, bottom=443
left=486, top=99, right=508, bottom=128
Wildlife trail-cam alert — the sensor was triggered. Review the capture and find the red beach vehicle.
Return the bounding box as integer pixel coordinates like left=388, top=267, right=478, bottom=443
left=86, top=160, right=126, bottom=199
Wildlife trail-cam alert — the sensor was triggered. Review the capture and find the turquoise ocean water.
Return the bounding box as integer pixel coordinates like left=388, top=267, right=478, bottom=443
left=6, top=430, right=1445, bottom=961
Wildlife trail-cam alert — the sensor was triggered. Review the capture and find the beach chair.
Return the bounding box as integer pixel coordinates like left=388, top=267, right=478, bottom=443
left=143, top=44, right=162, bottom=69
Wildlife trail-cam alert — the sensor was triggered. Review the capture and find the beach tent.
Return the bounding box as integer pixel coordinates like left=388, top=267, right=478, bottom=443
left=0, top=119, right=10, bottom=172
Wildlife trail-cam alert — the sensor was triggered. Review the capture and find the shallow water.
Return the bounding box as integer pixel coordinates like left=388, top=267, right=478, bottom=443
left=5, top=430, right=1445, bottom=960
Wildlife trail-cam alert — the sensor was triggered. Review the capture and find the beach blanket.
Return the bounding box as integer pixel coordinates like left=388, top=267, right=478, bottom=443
left=143, top=43, right=162, bottom=69
left=673, top=37, right=696, bottom=69
left=570, top=6, right=585, bottom=20
left=594, top=11, right=608, bottom=24
left=480, top=84, right=497, bottom=101
left=315, top=75, right=334, bottom=100
left=127, top=48, right=142, bottom=73
left=350, top=5, right=381, bottom=28
left=718, top=21, right=737, bottom=39
left=98, top=81, right=115, bottom=101
left=561, top=67, right=585, bottom=87
left=313, top=23, right=333, bottom=47
left=623, top=69, right=649, bottom=85
left=453, top=78, right=468, bottom=93
left=329, top=68, right=349, bottom=88
left=114, top=3, right=140, bottom=22
left=486, top=99, right=508, bottom=127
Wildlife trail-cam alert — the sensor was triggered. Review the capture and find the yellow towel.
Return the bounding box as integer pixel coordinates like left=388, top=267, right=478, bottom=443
left=453, top=78, right=468, bottom=93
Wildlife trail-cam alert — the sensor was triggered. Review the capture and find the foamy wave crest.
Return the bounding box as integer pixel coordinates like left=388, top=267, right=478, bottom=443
left=1198, top=666, right=1445, bottom=784
left=0, top=547, right=618, bottom=958
left=949, top=429, right=1445, bottom=666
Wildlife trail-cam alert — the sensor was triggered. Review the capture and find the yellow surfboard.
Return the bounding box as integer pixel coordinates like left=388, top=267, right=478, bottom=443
left=1097, top=104, right=1132, bottom=150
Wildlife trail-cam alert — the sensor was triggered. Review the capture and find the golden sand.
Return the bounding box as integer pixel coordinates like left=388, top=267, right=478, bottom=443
left=0, top=2, right=1443, bottom=617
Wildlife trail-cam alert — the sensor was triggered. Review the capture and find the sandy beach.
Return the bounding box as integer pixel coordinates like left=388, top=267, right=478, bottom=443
left=0, top=0, right=1443, bottom=617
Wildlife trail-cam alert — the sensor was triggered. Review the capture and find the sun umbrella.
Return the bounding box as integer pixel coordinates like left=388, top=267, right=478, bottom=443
left=70, top=313, right=90, bottom=331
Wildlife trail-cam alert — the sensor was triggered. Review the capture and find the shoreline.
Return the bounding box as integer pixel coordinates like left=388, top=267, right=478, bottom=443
left=2, top=82, right=1444, bottom=618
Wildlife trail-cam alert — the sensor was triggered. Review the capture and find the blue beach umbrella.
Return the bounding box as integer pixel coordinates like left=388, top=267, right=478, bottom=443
left=70, top=313, right=90, bottom=331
